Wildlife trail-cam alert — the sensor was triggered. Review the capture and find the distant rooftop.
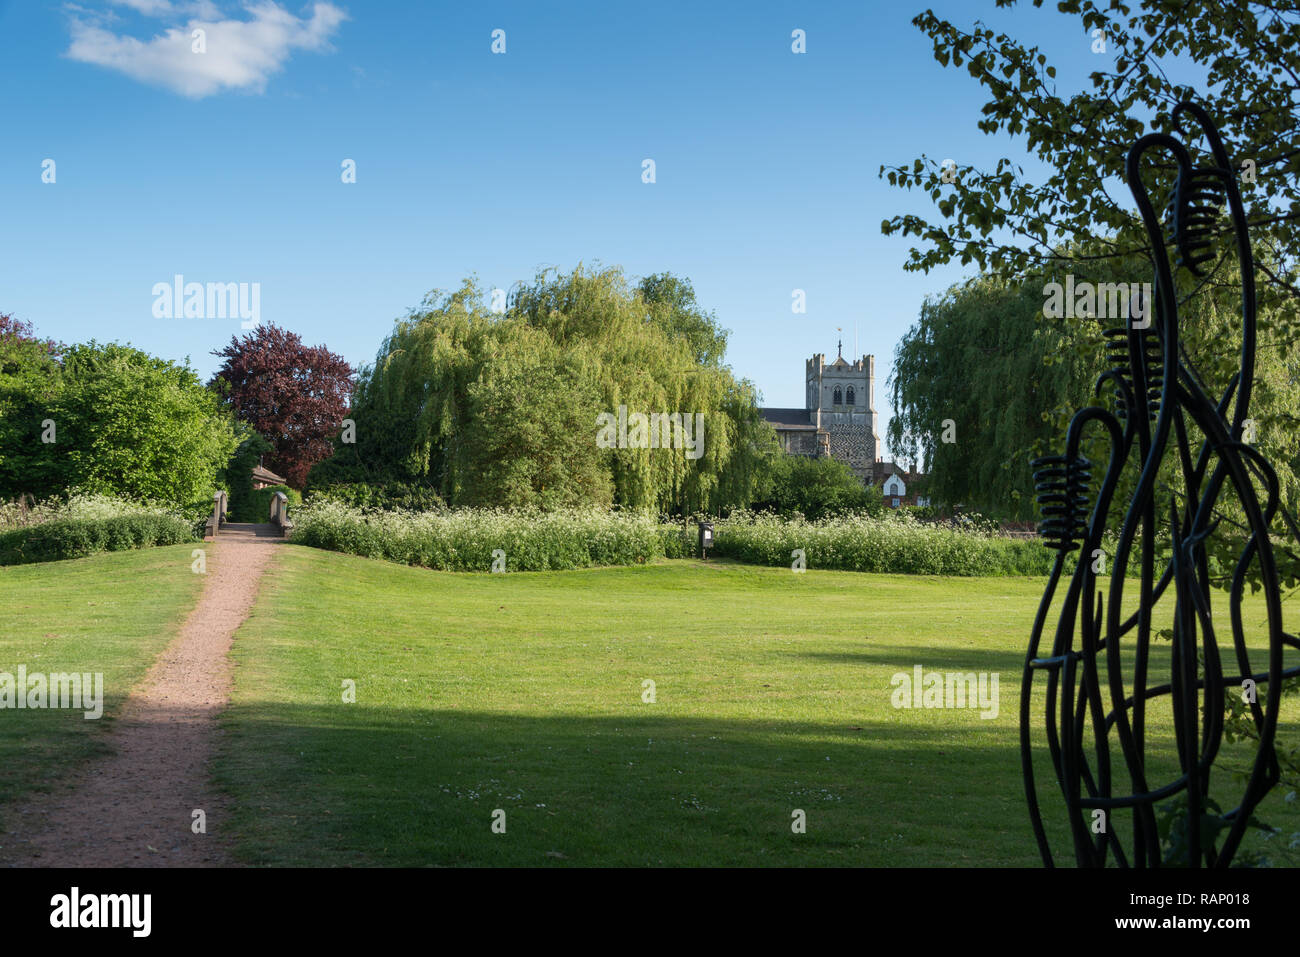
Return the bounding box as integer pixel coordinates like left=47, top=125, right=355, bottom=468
left=758, top=407, right=814, bottom=428
left=251, top=464, right=287, bottom=485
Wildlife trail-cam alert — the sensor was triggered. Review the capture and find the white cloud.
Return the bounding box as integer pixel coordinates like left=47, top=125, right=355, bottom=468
left=109, top=0, right=180, bottom=15
left=66, top=2, right=347, bottom=98
left=107, top=1, right=225, bottom=18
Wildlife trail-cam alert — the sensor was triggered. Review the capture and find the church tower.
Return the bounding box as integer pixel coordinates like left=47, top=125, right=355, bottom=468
left=803, top=342, right=879, bottom=482
left=761, top=342, right=880, bottom=484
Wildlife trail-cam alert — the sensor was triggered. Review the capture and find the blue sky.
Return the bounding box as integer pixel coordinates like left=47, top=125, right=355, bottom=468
left=0, top=0, right=1108, bottom=450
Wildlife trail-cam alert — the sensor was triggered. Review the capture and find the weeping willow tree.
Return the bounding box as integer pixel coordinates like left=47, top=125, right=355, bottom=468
left=888, top=270, right=1106, bottom=519
left=311, top=264, right=779, bottom=514
left=889, top=246, right=1300, bottom=522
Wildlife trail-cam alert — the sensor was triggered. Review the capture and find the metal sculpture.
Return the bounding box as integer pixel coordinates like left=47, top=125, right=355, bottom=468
left=1021, top=102, right=1300, bottom=867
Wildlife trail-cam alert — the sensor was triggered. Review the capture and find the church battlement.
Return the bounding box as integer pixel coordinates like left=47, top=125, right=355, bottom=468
left=807, top=353, right=874, bottom=376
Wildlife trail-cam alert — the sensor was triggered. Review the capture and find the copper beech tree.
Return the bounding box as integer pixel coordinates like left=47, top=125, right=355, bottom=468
left=210, top=324, right=354, bottom=489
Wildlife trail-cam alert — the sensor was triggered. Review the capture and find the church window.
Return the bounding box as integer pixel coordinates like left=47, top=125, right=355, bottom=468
left=833, top=386, right=842, bottom=405
left=846, top=387, right=856, bottom=406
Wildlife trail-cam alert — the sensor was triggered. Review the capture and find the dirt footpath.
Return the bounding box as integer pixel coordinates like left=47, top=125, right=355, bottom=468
left=1, top=536, right=278, bottom=867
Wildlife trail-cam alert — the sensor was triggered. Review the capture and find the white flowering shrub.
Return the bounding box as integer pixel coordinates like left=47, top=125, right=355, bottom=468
left=291, top=502, right=1055, bottom=576
left=0, top=491, right=192, bottom=529
left=291, top=500, right=665, bottom=571
left=0, top=491, right=197, bottom=565
left=711, top=509, right=1054, bottom=576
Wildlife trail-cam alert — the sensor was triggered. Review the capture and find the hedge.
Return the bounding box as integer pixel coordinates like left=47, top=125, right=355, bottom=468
left=0, top=514, right=196, bottom=566
left=247, top=484, right=302, bottom=523
left=306, top=482, right=444, bottom=513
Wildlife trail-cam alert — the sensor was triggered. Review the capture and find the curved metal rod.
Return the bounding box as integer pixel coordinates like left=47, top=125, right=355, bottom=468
left=1022, top=102, right=1297, bottom=868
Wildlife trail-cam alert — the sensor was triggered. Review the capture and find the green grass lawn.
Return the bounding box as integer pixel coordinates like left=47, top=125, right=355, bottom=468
left=3, top=542, right=1293, bottom=866
left=0, top=544, right=205, bottom=832
left=216, top=546, right=1300, bottom=866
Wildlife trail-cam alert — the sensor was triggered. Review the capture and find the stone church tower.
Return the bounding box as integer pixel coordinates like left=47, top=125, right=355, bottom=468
left=759, top=342, right=880, bottom=484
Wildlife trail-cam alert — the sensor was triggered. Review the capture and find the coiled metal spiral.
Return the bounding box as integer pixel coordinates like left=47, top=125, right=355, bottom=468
left=1169, top=167, right=1226, bottom=277
left=1031, top=454, right=1092, bottom=551
left=1102, top=326, right=1163, bottom=423
left=1102, top=327, right=1131, bottom=419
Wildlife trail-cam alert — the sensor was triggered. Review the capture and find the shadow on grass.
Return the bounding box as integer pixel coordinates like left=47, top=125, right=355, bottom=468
left=791, top=645, right=1027, bottom=672
left=213, top=702, right=1032, bottom=868
left=0, top=692, right=137, bottom=829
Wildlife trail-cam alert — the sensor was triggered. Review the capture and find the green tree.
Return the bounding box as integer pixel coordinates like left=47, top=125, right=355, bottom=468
left=880, top=2, right=1300, bottom=519
left=454, top=326, right=612, bottom=509
left=314, top=265, right=780, bottom=514
left=880, top=1, right=1300, bottom=344
left=888, top=256, right=1300, bottom=519
left=637, top=272, right=729, bottom=367
left=50, top=342, right=238, bottom=504
left=751, top=454, right=882, bottom=521
left=221, top=429, right=274, bottom=521
left=0, top=314, right=64, bottom=498
left=888, top=271, right=1106, bottom=518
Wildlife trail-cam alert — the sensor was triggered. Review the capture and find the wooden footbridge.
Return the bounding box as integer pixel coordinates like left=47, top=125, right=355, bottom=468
left=203, top=490, right=294, bottom=541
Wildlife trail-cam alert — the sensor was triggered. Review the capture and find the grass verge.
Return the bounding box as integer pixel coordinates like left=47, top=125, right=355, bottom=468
left=0, top=544, right=205, bottom=832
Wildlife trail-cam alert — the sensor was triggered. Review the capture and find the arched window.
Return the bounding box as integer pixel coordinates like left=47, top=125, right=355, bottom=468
left=833, top=386, right=843, bottom=406
left=846, top=387, right=856, bottom=406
